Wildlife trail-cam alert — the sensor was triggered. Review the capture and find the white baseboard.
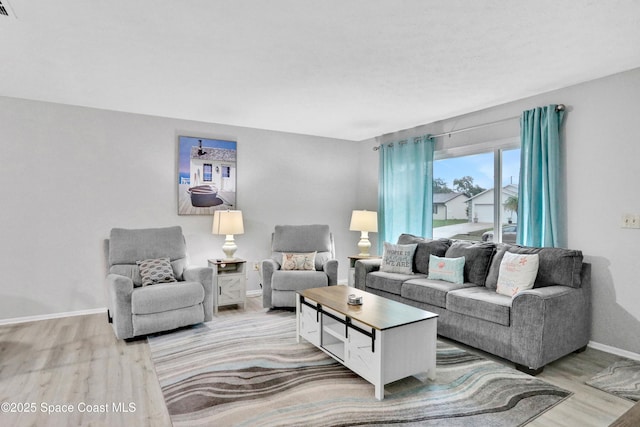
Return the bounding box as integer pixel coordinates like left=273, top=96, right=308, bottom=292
left=246, top=289, right=262, bottom=297
left=589, top=340, right=640, bottom=361
left=0, top=307, right=107, bottom=326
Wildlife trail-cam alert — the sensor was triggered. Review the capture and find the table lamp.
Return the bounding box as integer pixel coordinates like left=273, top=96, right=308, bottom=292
left=212, top=210, right=244, bottom=260
left=349, top=210, right=378, bottom=256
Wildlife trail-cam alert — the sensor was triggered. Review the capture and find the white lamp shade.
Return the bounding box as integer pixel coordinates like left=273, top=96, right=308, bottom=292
left=212, top=210, right=244, bottom=235
left=349, top=210, right=378, bottom=232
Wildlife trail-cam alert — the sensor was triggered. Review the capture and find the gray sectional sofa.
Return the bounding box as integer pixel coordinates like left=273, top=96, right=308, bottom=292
left=354, top=234, right=591, bottom=374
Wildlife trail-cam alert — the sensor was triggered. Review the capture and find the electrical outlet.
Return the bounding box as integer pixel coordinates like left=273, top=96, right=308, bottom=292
left=621, top=213, right=640, bottom=229
left=253, top=262, right=260, bottom=271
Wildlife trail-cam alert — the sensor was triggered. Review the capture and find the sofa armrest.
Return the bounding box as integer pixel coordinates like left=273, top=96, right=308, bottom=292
left=354, top=259, right=382, bottom=290
left=323, top=259, right=338, bottom=286
left=184, top=267, right=214, bottom=321
left=105, top=273, right=134, bottom=339
left=510, top=269, right=591, bottom=370
left=261, top=259, right=280, bottom=308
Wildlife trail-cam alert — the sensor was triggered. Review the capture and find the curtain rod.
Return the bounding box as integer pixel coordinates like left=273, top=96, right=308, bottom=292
left=373, top=104, right=565, bottom=150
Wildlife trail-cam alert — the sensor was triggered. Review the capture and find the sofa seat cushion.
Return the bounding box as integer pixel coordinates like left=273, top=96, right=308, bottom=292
left=401, top=278, right=477, bottom=308
left=271, top=271, right=328, bottom=291
left=131, top=281, right=204, bottom=315
left=446, top=287, right=512, bottom=326
left=366, top=271, right=426, bottom=295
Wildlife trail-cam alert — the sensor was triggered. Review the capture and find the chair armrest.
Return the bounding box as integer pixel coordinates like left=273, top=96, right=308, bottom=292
left=105, top=274, right=134, bottom=339
left=323, top=259, right=338, bottom=286
left=261, top=259, right=280, bottom=308
left=354, top=259, right=382, bottom=290
left=511, top=283, right=590, bottom=369
left=184, top=267, right=214, bottom=321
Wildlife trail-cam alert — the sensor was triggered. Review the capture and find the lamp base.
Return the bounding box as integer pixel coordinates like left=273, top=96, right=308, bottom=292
left=357, top=231, right=371, bottom=256
left=221, top=235, right=238, bottom=261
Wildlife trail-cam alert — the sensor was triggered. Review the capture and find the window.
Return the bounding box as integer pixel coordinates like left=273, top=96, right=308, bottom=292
left=203, top=164, right=212, bottom=182
left=221, top=166, right=231, bottom=178
left=432, top=139, right=520, bottom=243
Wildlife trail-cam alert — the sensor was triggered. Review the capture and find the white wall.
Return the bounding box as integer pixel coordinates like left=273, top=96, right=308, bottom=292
left=4, top=68, right=639, bottom=355
left=0, top=97, right=361, bottom=319
left=358, top=68, right=640, bottom=355
left=446, top=196, right=469, bottom=221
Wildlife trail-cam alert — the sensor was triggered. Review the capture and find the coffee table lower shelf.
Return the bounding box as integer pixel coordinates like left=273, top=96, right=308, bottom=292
left=296, top=287, right=437, bottom=400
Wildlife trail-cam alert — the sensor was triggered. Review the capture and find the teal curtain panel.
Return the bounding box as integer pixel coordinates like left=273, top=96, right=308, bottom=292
left=518, top=105, right=566, bottom=247
left=378, top=136, right=434, bottom=251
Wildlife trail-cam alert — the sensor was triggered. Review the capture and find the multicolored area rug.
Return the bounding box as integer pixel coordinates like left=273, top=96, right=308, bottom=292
left=586, top=360, right=640, bottom=402
left=148, top=311, right=571, bottom=426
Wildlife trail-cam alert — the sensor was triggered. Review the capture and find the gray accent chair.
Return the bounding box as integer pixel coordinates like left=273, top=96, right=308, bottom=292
left=104, top=226, right=213, bottom=340
left=262, top=224, right=338, bottom=308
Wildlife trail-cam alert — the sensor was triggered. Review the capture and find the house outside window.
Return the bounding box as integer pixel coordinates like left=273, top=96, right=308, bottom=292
left=432, top=139, right=520, bottom=243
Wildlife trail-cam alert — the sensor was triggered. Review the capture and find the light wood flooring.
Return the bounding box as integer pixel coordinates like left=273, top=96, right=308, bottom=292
left=0, top=294, right=635, bottom=426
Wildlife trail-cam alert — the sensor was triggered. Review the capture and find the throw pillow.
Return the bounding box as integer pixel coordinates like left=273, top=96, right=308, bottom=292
left=136, top=257, right=177, bottom=287
left=427, top=254, right=465, bottom=284
left=380, top=242, right=417, bottom=274
left=414, top=239, right=452, bottom=274
left=496, top=252, right=540, bottom=297
left=282, top=252, right=317, bottom=271
left=445, top=241, right=496, bottom=286
left=505, top=246, right=584, bottom=288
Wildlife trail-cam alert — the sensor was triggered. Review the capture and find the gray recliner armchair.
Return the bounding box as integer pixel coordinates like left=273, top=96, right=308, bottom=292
left=104, top=226, right=213, bottom=339
left=262, top=224, right=338, bottom=308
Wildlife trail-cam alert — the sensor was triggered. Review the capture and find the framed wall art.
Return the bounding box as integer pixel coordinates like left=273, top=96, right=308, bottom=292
left=178, top=135, right=237, bottom=215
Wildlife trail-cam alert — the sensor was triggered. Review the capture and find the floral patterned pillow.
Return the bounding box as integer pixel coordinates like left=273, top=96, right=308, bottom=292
left=496, top=252, right=540, bottom=297
left=282, top=252, right=317, bottom=271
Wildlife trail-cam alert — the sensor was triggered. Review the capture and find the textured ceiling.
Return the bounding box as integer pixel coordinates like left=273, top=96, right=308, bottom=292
left=1, top=1, right=640, bottom=141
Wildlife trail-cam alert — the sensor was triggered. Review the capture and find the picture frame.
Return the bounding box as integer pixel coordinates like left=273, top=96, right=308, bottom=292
left=178, top=135, right=237, bottom=215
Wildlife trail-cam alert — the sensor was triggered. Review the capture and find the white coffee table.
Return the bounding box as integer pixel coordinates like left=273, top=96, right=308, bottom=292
left=296, top=286, right=438, bottom=400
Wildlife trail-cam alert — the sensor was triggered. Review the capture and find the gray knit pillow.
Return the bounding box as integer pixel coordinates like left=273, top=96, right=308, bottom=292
left=136, top=257, right=177, bottom=286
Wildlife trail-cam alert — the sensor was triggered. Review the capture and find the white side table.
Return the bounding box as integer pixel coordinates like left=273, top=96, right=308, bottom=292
left=208, top=259, right=247, bottom=313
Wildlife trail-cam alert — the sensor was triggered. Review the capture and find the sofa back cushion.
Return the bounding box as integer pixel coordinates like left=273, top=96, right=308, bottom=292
left=486, top=244, right=584, bottom=289
left=445, top=241, right=496, bottom=286
left=397, top=234, right=451, bottom=274
left=272, top=224, right=333, bottom=253
left=271, top=224, right=334, bottom=270
left=109, top=226, right=186, bottom=264
left=485, top=243, right=510, bottom=290
left=108, top=226, right=188, bottom=286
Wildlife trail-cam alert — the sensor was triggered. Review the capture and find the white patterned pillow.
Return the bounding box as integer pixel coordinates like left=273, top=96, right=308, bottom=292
left=496, top=252, right=539, bottom=297
left=136, top=257, right=177, bottom=286
left=380, top=242, right=417, bottom=274
left=282, top=252, right=317, bottom=271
